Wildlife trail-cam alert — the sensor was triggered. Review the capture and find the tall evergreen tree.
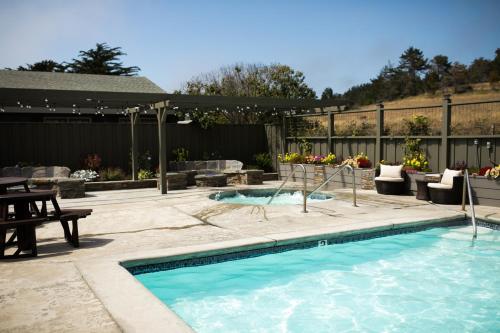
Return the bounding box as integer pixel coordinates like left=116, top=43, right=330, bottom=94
left=321, top=87, right=334, bottom=100
left=17, top=59, right=65, bottom=72
left=65, top=43, right=140, bottom=76
left=398, top=47, right=428, bottom=96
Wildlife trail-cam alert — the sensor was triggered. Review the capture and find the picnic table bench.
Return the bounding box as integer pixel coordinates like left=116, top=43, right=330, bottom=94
left=0, top=177, right=92, bottom=259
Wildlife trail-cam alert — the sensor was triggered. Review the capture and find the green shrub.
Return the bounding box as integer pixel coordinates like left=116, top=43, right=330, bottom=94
left=138, top=169, right=155, bottom=180
left=99, top=167, right=126, bottom=181
left=254, top=152, right=273, bottom=172
left=172, top=147, right=189, bottom=162
left=403, top=115, right=431, bottom=136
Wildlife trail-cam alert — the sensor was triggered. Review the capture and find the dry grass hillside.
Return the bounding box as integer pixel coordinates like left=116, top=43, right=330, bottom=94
left=297, top=83, right=500, bottom=137
left=357, top=82, right=500, bottom=110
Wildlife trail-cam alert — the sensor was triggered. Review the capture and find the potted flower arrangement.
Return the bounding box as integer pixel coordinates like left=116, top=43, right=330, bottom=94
left=341, top=153, right=372, bottom=169
left=402, top=138, right=431, bottom=173
left=485, top=165, right=500, bottom=179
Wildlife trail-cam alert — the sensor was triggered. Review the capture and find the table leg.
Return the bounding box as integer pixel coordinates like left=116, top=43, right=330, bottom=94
left=13, top=201, right=38, bottom=256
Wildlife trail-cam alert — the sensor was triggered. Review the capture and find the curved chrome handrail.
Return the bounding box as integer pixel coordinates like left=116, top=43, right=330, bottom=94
left=463, top=169, right=477, bottom=240
left=268, top=163, right=307, bottom=213
left=307, top=163, right=357, bottom=207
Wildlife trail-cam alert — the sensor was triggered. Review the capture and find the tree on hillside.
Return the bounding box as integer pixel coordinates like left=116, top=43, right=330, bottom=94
left=467, top=57, right=491, bottom=83
left=183, top=63, right=316, bottom=125
left=321, top=87, right=334, bottom=100
left=448, top=62, right=470, bottom=93
left=489, top=48, right=500, bottom=83
left=398, top=47, right=428, bottom=96
left=65, top=43, right=140, bottom=76
left=424, top=55, right=451, bottom=93
left=17, top=59, right=65, bottom=72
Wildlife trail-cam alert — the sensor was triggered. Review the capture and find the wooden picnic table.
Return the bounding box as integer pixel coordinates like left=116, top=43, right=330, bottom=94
left=0, top=190, right=57, bottom=258
left=0, top=189, right=92, bottom=259
left=0, top=177, right=30, bottom=194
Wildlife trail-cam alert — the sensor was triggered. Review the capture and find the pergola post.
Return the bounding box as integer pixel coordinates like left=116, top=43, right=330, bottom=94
left=156, top=104, right=169, bottom=194
left=129, top=109, right=139, bottom=180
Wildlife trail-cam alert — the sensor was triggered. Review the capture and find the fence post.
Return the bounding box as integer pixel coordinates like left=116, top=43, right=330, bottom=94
left=375, top=102, right=384, bottom=163
left=441, top=95, right=451, bottom=171
left=326, top=107, right=333, bottom=153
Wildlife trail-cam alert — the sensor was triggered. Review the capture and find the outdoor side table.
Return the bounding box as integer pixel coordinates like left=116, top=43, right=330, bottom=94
left=415, top=179, right=439, bottom=201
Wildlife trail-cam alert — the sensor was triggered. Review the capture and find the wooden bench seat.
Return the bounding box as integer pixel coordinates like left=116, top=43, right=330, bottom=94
left=57, top=209, right=92, bottom=248
left=0, top=217, right=46, bottom=258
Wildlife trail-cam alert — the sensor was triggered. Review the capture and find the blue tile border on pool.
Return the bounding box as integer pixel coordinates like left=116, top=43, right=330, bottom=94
left=127, top=217, right=496, bottom=276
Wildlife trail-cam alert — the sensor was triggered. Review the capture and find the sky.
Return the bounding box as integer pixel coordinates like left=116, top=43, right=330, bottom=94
left=0, top=0, right=499, bottom=95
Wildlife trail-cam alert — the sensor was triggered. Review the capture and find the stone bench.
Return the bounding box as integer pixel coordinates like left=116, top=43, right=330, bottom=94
left=1, top=166, right=85, bottom=198
left=223, top=169, right=264, bottom=185
left=179, top=170, right=198, bottom=186
left=194, top=174, right=227, bottom=187
left=169, top=160, right=243, bottom=172
left=30, top=178, right=85, bottom=199
left=157, top=172, right=187, bottom=190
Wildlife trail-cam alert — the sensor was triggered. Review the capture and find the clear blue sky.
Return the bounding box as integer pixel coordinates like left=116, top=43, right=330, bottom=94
left=1, top=0, right=499, bottom=95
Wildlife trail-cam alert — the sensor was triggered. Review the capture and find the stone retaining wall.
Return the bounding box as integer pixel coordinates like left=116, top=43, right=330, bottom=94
left=85, top=179, right=157, bottom=192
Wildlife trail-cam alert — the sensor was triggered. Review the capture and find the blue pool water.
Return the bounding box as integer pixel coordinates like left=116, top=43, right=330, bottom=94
left=135, top=226, right=500, bottom=332
left=210, top=189, right=333, bottom=205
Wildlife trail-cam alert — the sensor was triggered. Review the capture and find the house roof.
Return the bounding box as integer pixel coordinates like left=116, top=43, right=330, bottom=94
left=0, top=70, right=168, bottom=110
left=0, top=70, right=349, bottom=114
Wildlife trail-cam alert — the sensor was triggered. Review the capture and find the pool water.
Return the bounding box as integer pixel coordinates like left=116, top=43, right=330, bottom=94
left=135, top=226, right=500, bottom=332
left=210, top=189, right=333, bottom=205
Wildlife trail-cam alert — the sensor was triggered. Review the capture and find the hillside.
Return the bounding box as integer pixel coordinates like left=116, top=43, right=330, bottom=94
left=355, top=82, right=500, bottom=110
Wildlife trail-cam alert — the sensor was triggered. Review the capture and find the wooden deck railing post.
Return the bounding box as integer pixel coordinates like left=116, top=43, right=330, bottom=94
left=441, top=95, right=452, bottom=171
left=375, top=102, right=384, bottom=163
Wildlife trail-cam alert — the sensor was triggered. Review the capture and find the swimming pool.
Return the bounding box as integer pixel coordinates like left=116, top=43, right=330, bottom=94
left=134, top=225, right=500, bottom=332
left=209, top=188, right=333, bottom=205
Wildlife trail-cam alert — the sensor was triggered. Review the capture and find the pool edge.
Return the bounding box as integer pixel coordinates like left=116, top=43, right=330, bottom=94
left=77, top=212, right=500, bottom=333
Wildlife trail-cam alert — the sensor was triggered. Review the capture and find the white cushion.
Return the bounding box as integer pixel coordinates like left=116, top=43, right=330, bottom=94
left=428, top=183, right=453, bottom=189
left=441, top=169, right=462, bottom=186
left=379, top=165, right=403, bottom=178
left=375, top=176, right=404, bottom=182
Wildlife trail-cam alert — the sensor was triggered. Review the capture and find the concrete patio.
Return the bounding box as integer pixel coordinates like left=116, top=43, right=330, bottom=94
left=1, top=182, right=499, bottom=332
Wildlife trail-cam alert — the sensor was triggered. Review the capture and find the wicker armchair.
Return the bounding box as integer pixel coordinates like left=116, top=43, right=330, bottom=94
left=375, top=165, right=408, bottom=195
left=428, top=169, right=463, bottom=204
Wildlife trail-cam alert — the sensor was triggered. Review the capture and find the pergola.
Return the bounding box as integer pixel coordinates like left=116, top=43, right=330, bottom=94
left=0, top=70, right=349, bottom=194
left=149, top=95, right=348, bottom=194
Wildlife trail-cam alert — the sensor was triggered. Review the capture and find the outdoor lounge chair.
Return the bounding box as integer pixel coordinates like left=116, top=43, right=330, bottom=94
left=428, top=169, right=463, bottom=204
left=375, top=165, right=406, bottom=195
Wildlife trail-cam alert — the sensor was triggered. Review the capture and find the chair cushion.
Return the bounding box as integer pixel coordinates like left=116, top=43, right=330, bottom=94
left=379, top=164, right=403, bottom=178
left=375, top=176, right=404, bottom=182
left=441, top=169, right=462, bottom=186
left=428, top=183, right=453, bottom=189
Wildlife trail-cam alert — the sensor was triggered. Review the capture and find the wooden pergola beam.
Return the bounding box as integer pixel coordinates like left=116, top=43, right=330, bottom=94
left=151, top=95, right=348, bottom=111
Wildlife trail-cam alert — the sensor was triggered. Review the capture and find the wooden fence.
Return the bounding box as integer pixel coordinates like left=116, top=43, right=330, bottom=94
left=0, top=122, right=270, bottom=172
left=283, top=98, right=500, bottom=172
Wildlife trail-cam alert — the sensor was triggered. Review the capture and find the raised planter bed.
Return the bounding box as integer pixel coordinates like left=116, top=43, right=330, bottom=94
left=263, top=172, right=279, bottom=181
left=467, top=175, right=500, bottom=206
left=85, top=179, right=157, bottom=192
left=278, top=163, right=374, bottom=190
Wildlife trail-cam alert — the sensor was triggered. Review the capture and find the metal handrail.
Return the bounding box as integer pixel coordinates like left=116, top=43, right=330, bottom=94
left=268, top=164, right=307, bottom=213
left=308, top=163, right=357, bottom=207
left=462, top=169, right=477, bottom=240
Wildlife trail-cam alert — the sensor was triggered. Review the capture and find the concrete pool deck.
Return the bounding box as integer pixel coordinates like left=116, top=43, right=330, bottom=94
left=1, top=181, right=499, bottom=332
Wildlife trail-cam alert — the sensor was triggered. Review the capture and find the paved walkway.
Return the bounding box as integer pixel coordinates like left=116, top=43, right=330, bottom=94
left=1, top=182, right=498, bottom=332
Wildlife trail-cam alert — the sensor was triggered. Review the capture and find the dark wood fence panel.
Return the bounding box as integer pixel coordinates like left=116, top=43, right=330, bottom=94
left=449, top=137, right=500, bottom=169
left=0, top=122, right=269, bottom=172
left=265, top=124, right=283, bottom=171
